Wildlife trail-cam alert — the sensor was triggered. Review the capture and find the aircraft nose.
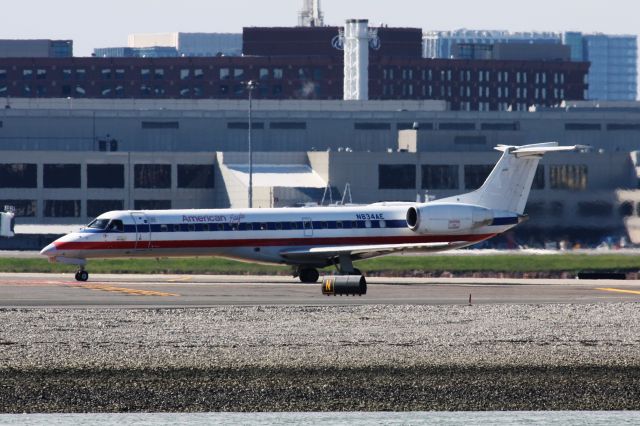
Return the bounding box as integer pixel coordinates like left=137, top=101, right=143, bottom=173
left=40, top=242, right=58, bottom=258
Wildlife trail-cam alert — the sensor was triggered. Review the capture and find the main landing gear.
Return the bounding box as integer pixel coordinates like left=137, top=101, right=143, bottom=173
left=296, top=255, right=364, bottom=284
left=75, top=269, right=89, bottom=282
left=298, top=267, right=320, bottom=283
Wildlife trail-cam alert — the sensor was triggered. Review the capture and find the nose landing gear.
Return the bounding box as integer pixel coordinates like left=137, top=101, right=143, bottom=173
left=74, top=269, right=89, bottom=282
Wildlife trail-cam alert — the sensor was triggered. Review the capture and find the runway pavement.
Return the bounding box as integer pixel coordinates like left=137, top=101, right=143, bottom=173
left=0, top=273, right=638, bottom=307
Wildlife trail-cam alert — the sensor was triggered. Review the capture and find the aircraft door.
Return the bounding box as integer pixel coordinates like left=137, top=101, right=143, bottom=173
left=303, top=217, right=313, bottom=237
left=131, top=212, right=151, bottom=251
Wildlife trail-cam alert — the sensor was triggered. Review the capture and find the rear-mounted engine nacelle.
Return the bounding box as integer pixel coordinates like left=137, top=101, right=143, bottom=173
left=406, top=203, right=493, bottom=234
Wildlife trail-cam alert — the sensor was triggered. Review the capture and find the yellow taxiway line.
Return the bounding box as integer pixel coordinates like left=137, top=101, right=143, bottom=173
left=596, top=287, right=640, bottom=296
left=167, top=276, right=193, bottom=282
left=71, top=284, right=179, bottom=297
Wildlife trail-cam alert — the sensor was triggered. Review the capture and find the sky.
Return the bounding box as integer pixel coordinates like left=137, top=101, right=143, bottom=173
left=2, top=0, right=638, bottom=56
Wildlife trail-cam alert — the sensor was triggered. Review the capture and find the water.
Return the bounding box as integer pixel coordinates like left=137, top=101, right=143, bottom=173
left=0, top=412, right=638, bottom=425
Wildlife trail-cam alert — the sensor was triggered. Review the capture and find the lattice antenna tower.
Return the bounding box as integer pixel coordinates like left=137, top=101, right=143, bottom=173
left=298, top=0, right=324, bottom=27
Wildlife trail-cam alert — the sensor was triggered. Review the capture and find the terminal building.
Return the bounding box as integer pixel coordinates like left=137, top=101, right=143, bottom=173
left=0, top=97, right=638, bottom=245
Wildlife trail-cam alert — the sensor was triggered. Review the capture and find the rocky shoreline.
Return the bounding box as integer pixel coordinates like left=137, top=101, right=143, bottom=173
left=1, top=304, right=639, bottom=412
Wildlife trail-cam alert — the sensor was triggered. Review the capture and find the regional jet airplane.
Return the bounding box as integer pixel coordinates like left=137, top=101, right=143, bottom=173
left=40, top=143, right=577, bottom=286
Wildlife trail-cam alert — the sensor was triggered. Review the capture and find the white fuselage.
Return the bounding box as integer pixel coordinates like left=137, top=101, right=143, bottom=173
left=40, top=204, right=516, bottom=268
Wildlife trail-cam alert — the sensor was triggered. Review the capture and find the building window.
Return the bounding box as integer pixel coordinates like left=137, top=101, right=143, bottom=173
left=607, top=123, right=640, bottom=131
left=397, top=122, right=434, bottom=130
left=233, top=68, right=244, bottom=80
left=464, top=165, right=493, bottom=189
left=22, top=69, right=33, bottom=80
left=180, top=69, right=190, bottom=80
left=194, top=69, right=204, bottom=79
left=378, top=164, right=416, bottom=189
left=0, top=69, right=7, bottom=79
left=259, top=68, right=269, bottom=80
left=87, top=164, right=124, bottom=188
left=75, top=86, right=86, bottom=96
left=439, top=122, right=475, bottom=131
left=43, top=164, right=81, bottom=188
left=36, top=69, right=47, bottom=80
left=0, top=164, right=37, bottom=188
left=141, top=69, right=151, bottom=80
left=354, top=122, right=391, bottom=130
left=578, top=201, right=612, bottom=217
left=115, top=69, right=125, bottom=79
left=270, top=122, right=307, bottom=130
left=273, top=68, right=284, bottom=79
left=620, top=201, right=634, bottom=217
left=141, top=121, right=179, bottom=129
left=565, top=123, right=601, bottom=131
left=0, top=200, right=36, bottom=217
left=76, top=69, right=86, bottom=80
left=177, top=165, right=214, bottom=188
left=62, top=69, right=72, bottom=80
left=532, top=165, right=545, bottom=190
left=134, top=164, right=171, bottom=189
left=154, top=69, right=164, bottom=79
left=87, top=200, right=124, bottom=218
left=550, top=165, right=588, bottom=190
left=134, top=200, right=171, bottom=210
left=219, top=68, right=230, bottom=80
left=44, top=200, right=80, bottom=218
left=227, top=122, right=264, bottom=130
left=421, top=165, right=459, bottom=190
left=101, top=69, right=112, bottom=79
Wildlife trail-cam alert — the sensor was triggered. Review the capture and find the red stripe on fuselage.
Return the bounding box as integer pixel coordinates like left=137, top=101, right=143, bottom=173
left=53, top=234, right=495, bottom=251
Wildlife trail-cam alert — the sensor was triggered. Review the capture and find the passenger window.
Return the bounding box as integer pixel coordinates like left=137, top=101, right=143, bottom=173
left=245, top=223, right=253, bottom=231
left=379, top=220, right=386, bottom=228
left=260, top=223, right=267, bottom=230
left=275, top=222, right=283, bottom=230
left=203, top=224, right=210, bottom=232
left=188, top=224, right=195, bottom=232
left=365, top=220, right=372, bottom=228
left=291, top=222, right=299, bottom=229
left=321, top=222, right=329, bottom=229
left=174, top=224, right=180, bottom=232
left=107, top=220, right=124, bottom=232
left=218, top=223, right=225, bottom=231
left=336, top=221, right=343, bottom=229
left=160, top=224, right=168, bottom=232
left=351, top=221, right=358, bottom=228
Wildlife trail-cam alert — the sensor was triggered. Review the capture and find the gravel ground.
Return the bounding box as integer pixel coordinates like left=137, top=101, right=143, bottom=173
left=1, top=303, right=640, bottom=412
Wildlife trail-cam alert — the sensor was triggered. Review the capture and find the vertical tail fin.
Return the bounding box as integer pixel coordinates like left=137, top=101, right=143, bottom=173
left=437, top=142, right=577, bottom=214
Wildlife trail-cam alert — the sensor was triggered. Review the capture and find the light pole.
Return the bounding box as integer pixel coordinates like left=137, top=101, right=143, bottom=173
left=246, top=80, right=257, bottom=208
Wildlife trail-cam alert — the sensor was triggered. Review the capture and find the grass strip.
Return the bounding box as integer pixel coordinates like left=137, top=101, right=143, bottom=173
left=1, top=254, right=638, bottom=275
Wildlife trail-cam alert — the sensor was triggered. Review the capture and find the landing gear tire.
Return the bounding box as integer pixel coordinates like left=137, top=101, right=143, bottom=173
left=75, top=270, right=89, bottom=282
left=299, top=268, right=319, bottom=284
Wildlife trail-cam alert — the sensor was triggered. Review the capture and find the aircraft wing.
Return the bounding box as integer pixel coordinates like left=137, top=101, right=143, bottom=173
left=280, top=241, right=468, bottom=262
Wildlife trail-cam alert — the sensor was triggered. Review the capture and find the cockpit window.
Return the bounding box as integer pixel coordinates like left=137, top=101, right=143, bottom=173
left=107, top=220, right=124, bottom=232
left=87, top=219, right=110, bottom=230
